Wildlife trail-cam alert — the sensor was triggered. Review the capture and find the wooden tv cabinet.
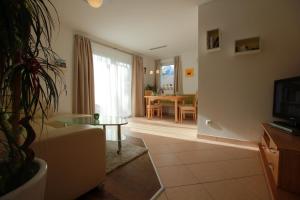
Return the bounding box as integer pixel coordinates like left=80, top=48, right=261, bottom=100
left=259, top=123, right=300, bottom=200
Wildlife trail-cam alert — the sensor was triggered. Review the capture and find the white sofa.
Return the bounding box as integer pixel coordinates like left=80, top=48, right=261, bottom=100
left=31, top=122, right=106, bottom=200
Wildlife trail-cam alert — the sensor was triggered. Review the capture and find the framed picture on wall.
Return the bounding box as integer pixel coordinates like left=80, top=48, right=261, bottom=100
left=185, top=67, right=194, bottom=78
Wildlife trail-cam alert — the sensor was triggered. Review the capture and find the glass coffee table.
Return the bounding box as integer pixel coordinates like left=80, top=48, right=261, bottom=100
left=56, top=115, right=128, bottom=154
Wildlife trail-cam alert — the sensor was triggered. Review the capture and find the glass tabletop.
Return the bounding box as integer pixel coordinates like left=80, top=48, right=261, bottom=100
left=56, top=116, right=128, bottom=126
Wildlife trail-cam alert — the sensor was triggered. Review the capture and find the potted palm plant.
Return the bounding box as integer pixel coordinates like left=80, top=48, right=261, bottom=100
left=0, top=0, right=63, bottom=199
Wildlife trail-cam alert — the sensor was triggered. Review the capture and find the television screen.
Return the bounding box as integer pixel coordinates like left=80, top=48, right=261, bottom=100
left=273, top=76, right=300, bottom=123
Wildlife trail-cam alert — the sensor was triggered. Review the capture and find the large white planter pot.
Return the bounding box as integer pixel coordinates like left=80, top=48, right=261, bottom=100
left=0, top=158, right=47, bottom=200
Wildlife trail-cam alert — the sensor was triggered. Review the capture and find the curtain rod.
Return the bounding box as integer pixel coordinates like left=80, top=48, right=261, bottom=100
left=90, top=38, right=136, bottom=56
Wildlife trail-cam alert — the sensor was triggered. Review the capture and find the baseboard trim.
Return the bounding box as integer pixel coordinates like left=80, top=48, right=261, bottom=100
left=197, top=134, right=258, bottom=149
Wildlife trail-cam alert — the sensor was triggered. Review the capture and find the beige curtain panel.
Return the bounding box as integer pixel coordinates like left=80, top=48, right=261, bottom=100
left=154, top=59, right=161, bottom=90
left=174, top=56, right=183, bottom=94
left=73, top=35, right=95, bottom=114
left=132, top=55, right=145, bottom=117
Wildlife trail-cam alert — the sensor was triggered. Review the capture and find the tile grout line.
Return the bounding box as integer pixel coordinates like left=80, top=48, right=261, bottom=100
left=202, top=184, right=216, bottom=200
left=155, top=155, right=261, bottom=169
left=148, top=148, right=259, bottom=156
left=127, top=119, right=197, bottom=128
left=163, top=173, right=265, bottom=189
left=127, top=125, right=197, bottom=132
left=128, top=129, right=199, bottom=141
left=164, top=192, right=170, bottom=200
left=146, top=142, right=259, bottom=151
left=127, top=123, right=197, bottom=130
left=185, top=161, right=264, bottom=188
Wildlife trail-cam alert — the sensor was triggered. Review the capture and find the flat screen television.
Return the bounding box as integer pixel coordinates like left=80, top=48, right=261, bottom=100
left=273, top=76, right=300, bottom=128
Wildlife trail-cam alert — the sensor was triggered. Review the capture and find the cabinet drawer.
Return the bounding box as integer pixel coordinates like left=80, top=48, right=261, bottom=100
left=263, top=146, right=279, bottom=184
left=262, top=132, right=278, bottom=150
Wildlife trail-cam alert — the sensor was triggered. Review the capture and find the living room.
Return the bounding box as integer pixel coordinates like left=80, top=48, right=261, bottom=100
left=1, top=0, right=300, bottom=200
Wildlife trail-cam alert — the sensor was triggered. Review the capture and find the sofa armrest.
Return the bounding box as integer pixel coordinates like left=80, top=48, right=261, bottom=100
left=32, top=125, right=106, bottom=200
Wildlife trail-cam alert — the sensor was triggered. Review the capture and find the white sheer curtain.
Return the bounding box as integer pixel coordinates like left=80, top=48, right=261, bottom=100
left=93, top=44, right=132, bottom=117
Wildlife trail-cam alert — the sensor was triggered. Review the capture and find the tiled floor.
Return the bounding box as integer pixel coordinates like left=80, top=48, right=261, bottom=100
left=126, top=117, right=271, bottom=200
left=78, top=136, right=161, bottom=200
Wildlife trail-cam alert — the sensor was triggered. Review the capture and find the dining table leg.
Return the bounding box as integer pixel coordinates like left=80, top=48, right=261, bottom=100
left=145, top=97, right=148, bottom=118
left=175, top=99, right=178, bottom=123
left=147, top=98, right=151, bottom=119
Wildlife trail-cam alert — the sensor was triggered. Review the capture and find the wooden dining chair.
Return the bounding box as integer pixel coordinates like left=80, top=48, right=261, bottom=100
left=146, top=102, right=162, bottom=119
left=179, top=93, right=198, bottom=123
left=145, top=90, right=163, bottom=119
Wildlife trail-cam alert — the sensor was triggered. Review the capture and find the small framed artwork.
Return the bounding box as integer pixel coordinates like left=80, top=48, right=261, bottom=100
left=185, top=68, right=194, bottom=78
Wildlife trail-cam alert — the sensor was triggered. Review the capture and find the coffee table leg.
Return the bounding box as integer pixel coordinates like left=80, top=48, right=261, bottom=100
left=117, top=125, right=122, bottom=154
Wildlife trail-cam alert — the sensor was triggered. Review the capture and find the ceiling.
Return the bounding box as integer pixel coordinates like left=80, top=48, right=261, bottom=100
left=51, top=0, right=211, bottom=59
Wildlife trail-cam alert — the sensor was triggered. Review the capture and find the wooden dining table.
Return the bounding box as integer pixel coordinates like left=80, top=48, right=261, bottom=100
left=144, top=95, right=185, bottom=123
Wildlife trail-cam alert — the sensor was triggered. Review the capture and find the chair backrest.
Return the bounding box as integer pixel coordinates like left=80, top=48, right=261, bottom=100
left=145, top=90, right=153, bottom=96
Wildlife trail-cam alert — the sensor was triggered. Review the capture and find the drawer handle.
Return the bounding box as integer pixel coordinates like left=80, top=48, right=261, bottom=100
left=268, top=163, right=274, bottom=171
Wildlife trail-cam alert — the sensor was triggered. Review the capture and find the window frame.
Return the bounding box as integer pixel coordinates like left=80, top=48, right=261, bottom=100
left=160, top=63, right=175, bottom=93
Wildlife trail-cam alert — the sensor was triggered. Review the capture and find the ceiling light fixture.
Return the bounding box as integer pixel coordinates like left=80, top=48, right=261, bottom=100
left=86, top=0, right=103, bottom=8
left=149, top=45, right=167, bottom=51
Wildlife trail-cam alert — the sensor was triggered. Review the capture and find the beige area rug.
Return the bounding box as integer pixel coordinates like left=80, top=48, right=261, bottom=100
left=106, top=141, right=148, bottom=174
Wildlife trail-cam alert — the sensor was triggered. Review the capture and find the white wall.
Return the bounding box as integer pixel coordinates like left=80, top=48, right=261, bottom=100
left=51, top=24, right=74, bottom=113
left=198, top=0, right=300, bottom=142
left=181, top=51, right=198, bottom=94
left=143, top=57, right=155, bottom=87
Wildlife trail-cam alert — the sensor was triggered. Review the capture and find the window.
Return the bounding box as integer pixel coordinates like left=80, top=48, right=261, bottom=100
left=92, top=44, right=132, bottom=117
left=160, top=64, right=174, bottom=93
